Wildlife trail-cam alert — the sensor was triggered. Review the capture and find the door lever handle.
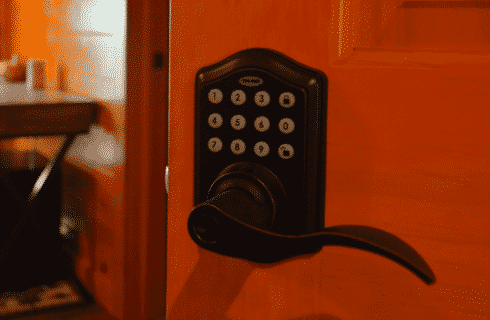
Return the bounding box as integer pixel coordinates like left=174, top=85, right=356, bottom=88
left=188, top=162, right=436, bottom=285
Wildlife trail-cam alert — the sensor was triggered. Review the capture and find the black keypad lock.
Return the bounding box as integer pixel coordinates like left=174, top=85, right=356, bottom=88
left=189, top=48, right=436, bottom=285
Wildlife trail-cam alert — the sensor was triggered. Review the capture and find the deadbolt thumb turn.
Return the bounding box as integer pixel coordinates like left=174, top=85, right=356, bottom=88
left=190, top=48, right=436, bottom=285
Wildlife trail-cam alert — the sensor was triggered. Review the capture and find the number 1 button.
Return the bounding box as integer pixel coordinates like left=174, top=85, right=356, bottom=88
left=208, top=89, right=223, bottom=104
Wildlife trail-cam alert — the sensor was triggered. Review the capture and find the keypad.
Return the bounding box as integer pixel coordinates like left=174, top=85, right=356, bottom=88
left=203, top=78, right=301, bottom=161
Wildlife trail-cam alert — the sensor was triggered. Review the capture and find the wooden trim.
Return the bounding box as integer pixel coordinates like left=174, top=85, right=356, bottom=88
left=123, top=0, right=169, bottom=319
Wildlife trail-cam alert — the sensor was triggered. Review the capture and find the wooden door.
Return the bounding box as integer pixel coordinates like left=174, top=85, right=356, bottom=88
left=166, top=1, right=490, bottom=319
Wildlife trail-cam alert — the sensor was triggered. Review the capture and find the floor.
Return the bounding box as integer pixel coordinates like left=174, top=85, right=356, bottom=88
left=13, top=303, right=117, bottom=320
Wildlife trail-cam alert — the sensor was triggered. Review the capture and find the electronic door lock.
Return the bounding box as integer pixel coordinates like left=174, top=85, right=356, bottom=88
left=189, top=48, right=436, bottom=285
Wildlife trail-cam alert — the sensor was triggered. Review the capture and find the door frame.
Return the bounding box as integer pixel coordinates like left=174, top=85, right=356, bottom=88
left=123, top=0, right=169, bottom=319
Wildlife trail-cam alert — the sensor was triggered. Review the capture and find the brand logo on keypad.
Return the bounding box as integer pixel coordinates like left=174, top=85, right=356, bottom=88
left=239, top=76, right=263, bottom=87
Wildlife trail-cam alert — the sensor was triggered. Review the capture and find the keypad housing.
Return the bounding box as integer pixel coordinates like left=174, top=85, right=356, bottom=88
left=194, top=49, right=327, bottom=235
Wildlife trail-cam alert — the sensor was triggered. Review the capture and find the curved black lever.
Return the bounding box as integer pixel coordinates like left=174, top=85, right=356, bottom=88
left=188, top=163, right=436, bottom=285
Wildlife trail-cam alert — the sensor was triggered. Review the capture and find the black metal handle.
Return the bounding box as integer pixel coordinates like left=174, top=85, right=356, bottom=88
left=188, top=162, right=436, bottom=285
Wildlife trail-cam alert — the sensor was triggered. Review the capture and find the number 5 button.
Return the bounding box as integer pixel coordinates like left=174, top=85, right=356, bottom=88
left=231, top=115, right=246, bottom=130
left=278, top=118, right=294, bottom=134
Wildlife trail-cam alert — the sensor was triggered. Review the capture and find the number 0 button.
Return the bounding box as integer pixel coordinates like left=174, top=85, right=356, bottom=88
left=278, top=118, right=295, bottom=134
left=278, top=144, right=294, bottom=159
left=231, top=139, right=246, bottom=155
left=254, top=141, right=270, bottom=157
left=208, top=113, right=223, bottom=128
left=231, top=115, right=246, bottom=130
left=208, top=137, right=223, bottom=152
left=231, top=90, right=246, bottom=105
left=208, top=89, right=223, bottom=104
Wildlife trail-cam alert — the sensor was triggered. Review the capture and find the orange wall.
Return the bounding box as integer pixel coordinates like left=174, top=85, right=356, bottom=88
left=6, top=0, right=125, bottom=150
left=11, top=0, right=53, bottom=85
left=167, top=1, right=490, bottom=319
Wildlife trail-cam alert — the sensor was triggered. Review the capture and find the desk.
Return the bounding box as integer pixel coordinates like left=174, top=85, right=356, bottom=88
left=0, top=77, right=98, bottom=291
left=0, top=79, right=97, bottom=138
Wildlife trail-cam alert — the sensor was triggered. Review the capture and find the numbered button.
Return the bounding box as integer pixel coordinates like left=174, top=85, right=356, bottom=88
left=231, top=139, right=246, bottom=155
left=208, top=113, right=223, bottom=128
left=231, top=115, right=246, bottom=130
left=278, top=144, right=294, bottom=159
left=254, top=91, right=270, bottom=107
left=254, top=116, right=270, bottom=132
left=208, top=89, right=223, bottom=104
left=279, top=92, right=295, bottom=108
left=208, top=137, right=223, bottom=152
left=231, top=90, right=246, bottom=105
left=278, top=118, right=295, bottom=134
left=254, top=141, right=270, bottom=157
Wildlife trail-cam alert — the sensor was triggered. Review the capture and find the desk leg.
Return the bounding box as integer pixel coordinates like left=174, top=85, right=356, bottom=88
left=0, top=134, right=77, bottom=270
left=28, top=135, right=76, bottom=203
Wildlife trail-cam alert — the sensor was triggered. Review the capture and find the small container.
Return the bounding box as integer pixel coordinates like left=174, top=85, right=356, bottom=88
left=0, top=60, right=9, bottom=76
left=26, top=58, right=46, bottom=89
left=5, top=53, right=26, bottom=82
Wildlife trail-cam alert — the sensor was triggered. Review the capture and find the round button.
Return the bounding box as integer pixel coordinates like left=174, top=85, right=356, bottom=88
left=278, top=118, right=295, bottom=134
left=254, top=91, right=270, bottom=107
left=254, top=116, right=270, bottom=132
left=278, top=144, right=294, bottom=159
left=279, top=92, right=295, bottom=108
left=231, top=90, right=246, bottom=105
left=208, top=113, right=223, bottom=128
left=231, top=139, right=246, bottom=155
left=208, top=89, right=223, bottom=104
left=231, top=115, right=246, bottom=130
left=254, top=142, right=270, bottom=157
left=208, top=138, right=223, bottom=152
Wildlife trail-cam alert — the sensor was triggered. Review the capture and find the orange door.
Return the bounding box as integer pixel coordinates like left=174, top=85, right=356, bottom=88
left=167, top=1, right=489, bottom=319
